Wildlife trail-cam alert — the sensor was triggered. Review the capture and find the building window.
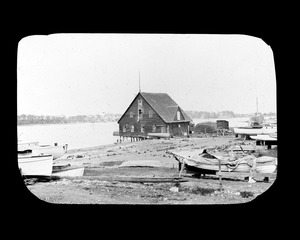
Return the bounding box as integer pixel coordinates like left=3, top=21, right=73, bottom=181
left=177, top=110, right=181, bottom=120
left=130, top=111, right=133, bottom=118
left=138, top=99, right=143, bottom=107
left=131, top=125, right=134, bottom=132
left=138, top=109, right=143, bottom=120
left=178, top=124, right=181, bottom=128
left=149, top=110, right=153, bottom=118
left=123, top=125, right=126, bottom=132
left=152, top=125, right=156, bottom=132
left=141, top=125, right=145, bottom=133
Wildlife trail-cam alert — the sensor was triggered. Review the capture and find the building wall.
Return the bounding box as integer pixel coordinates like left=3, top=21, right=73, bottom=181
left=119, top=95, right=167, bottom=137
left=170, top=122, right=189, bottom=136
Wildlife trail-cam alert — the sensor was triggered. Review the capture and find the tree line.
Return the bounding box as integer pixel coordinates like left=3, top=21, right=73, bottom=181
left=17, top=111, right=276, bottom=126
left=185, top=110, right=276, bottom=119
left=17, top=113, right=122, bottom=125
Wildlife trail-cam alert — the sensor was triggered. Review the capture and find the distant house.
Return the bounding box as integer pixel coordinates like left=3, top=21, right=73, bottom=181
left=117, top=92, right=193, bottom=139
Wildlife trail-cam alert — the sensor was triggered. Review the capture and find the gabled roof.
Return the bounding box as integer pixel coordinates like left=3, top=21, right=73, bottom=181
left=118, top=92, right=192, bottom=123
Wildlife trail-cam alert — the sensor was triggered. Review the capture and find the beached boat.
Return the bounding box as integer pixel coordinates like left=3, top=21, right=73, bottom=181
left=18, top=141, right=68, bottom=160
left=31, top=144, right=68, bottom=160
left=18, top=141, right=39, bottom=151
left=250, top=134, right=277, bottom=141
left=52, top=164, right=84, bottom=177
left=170, top=149, right=277, bottom=174
left=18, top=154, right=53, bottom=177
left=148, top=132, right=171, bottom=138
left=233, top=126, right=277, bottom=135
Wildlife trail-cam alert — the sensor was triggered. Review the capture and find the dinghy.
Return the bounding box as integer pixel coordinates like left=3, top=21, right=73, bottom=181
left=52, top=164, right=84, bottom=177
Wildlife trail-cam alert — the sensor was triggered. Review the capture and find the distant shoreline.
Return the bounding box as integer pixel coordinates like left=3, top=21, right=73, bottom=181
left=17, top=121, right=118, bottom=127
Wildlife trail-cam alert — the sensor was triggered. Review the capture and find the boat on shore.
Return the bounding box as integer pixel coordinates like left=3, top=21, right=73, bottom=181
left=233, top=126, right=277, bottom=135
left=52, top=164, right=85, bottom=177
left=31, top=144, right=68, bottom=159
left=169, top=149, right=277, bottom=175
left=18, top=141, right=68, bottom=160
left=18, top=154, right=53, bottom=177
left=250, top=134, right=277, bottom=141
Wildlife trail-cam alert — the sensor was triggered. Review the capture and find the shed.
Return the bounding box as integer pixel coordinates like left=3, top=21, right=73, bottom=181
left=216, top=120, right=229, bottom=130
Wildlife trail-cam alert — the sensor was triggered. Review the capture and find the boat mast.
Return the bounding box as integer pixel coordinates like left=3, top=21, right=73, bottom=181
left=256, top=97, right=258, bottom=115
left=139, top=69, right=141, bottom=93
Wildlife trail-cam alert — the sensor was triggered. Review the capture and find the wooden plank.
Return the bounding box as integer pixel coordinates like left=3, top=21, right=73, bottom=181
left=113, top=177, right=188, bottom=183
left=216, top=172, right=276, bottom=178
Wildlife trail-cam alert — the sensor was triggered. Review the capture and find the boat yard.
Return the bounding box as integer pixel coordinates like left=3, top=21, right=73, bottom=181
left=25, top=134, right=277, bottom=204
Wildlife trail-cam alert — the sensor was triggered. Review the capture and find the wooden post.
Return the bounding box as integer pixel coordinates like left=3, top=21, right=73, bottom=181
left=179, top=161, right=185, bottom=178
left=218, top=159, right=222, bottom=191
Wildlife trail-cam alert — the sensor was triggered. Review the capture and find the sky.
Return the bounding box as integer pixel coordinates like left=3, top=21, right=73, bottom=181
left=17, top=33, right=276, bottom=117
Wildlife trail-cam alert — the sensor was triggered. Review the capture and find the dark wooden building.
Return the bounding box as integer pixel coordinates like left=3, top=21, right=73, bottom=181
left=117, top=92, right=193, bottom=139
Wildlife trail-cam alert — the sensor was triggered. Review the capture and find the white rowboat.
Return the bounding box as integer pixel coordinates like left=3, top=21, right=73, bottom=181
left=52, top=166, right=85, bottom=177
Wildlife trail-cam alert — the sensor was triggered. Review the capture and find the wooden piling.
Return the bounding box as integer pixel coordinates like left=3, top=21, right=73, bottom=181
left=218, top=159, right=222, bottom=191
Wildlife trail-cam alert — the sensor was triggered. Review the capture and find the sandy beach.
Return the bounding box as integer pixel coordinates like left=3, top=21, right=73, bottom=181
left=25, top=135, right=277, bottom=204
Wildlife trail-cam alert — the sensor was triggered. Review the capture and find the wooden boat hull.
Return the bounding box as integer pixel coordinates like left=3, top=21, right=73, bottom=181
left=52, top=166, right=85, bottom=177
left=18, top=154, right=53, bottom=177
left=170, top=150, right=278, bottom=174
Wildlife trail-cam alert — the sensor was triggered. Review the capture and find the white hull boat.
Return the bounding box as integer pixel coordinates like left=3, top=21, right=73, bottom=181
left=31, top=144, right=68, bottom=160
left=18, top=154, right=53, bottom=177
left=250, top=134, right=277, bottom=141
left=18, top=141, right=39, bottom=151
left=148, top=133, right=171, bottom=138
left=18, top=141, right=68, bottom=160
left=52, top=165, right=85, bottom=177
left=233, top=126, right=277, bottom=135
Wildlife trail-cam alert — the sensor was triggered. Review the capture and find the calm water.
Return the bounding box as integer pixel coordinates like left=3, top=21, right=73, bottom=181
left=17, top=117, right=261, bottom=150
left=17, top=122, right=120, bottom=150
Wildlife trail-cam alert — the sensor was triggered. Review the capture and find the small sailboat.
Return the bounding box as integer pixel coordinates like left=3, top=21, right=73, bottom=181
left=234, top=98, right=277, bottom=136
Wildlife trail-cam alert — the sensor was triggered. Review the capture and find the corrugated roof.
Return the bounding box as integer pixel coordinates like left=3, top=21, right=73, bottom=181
left=140, top=92, right=192, bottom=123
